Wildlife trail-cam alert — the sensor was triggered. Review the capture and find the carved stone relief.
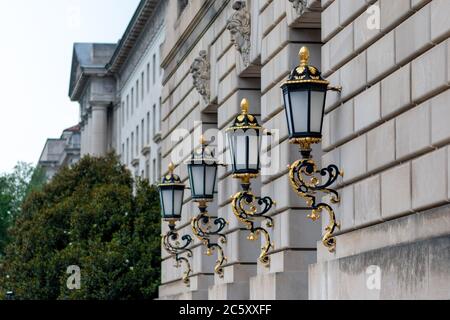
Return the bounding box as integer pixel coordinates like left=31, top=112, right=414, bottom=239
left=226, top=1, right=251, bottom=68
left=190, top=50, right=210, bottom=104
left=289, top=0, right=308, bottom=17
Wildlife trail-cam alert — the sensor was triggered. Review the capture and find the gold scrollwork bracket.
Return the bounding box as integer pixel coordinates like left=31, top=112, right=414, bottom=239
left=230, top=179, right=275, bottom=267
left=191, top=201, right=228, bottom=278
left=288, top=150, right=343, bottom=253
left=161, top=226, right=193, bottom=286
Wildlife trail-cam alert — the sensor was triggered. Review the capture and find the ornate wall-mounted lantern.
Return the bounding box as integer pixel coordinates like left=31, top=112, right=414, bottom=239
left=158, top=163, right=193, bottom=286
left=227, top=99, right=275, bottom=267
left=281, top=46, right=343, bottom=253
left=188, top=136, right=228, bottom=278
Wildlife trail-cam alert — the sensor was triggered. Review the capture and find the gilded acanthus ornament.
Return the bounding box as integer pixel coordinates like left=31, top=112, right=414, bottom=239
left=289, top=0, right=308, bottom=16
left=189, top=50, right=210, bottom=104
left=226, top=1, right=251, bottom=67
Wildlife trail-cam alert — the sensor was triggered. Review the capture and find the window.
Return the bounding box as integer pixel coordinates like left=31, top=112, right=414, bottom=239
left=126, top=138, right=129, bottom=164
left=152, top=104, right=156, bottom=137
left=146, top=112, right=150, bottom=144
left=145, top=160, right=150, bottom=180
left=136, top=80, right=139, bottom=109
left=141, top=72, right=145, bottom=100
left=131, top=132, right=134, bottom=159
left=136, top=126, right=139, bottom=154
left=152, top=158, right=156, bottom=183
left=152, top=54, right=156, bottom=84
left=122, top=143, right=125, bottom=163
left=146, top=63, right=150, bottom=93
left=141, top=119, right=144, bottom=148
left=126, top=95, right=129, bottom=120
left=131, top=88, right=134, bottom=115
left=157, top=151, right=161, bottom=182
left=120, top=101, right=125, bottom=128
left=158, top=97, right=162, bottom=133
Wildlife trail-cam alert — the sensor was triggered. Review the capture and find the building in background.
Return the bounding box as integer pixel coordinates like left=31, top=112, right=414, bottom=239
left=37, top=124, right=80, bottom=180
left=68, top=0, right=165, bottom=183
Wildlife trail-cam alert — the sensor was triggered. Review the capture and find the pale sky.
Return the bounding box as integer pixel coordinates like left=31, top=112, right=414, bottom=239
left=0, top=0, right=140, bottom=173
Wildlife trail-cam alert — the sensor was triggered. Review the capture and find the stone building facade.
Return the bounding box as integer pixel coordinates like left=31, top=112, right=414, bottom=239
left=158, top=0, right=450, bottom=300
left=68, top=0, right=165, bottom=182
left=38, top=125, right=81, bottom=180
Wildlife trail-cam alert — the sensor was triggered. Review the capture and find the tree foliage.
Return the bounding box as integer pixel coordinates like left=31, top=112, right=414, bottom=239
left=0, top=154, right=161, bottom=300
left=0, top=162, right=45, bottom=255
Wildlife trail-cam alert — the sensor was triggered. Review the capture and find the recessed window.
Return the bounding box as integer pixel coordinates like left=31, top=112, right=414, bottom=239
left=146, top=63, right=150, bottom=93
left=141, top=72, right=145, bottom=101
left=152, top=104, right=156, bottom=137
left=152, top=54, right=156, bottom=85
left=136, top=126, right=139, bottom=154
left=126, top=95, right=129, bottom=120
left=126, top=138, right=129, bottom=164
left=136, top=80, right=139, bottom=108
left=131, top=88, right=134, bottom=115
left=141, top=119, right=144, bottom=148
left=131, top=132, right=134, bottom=159
left=146, top=112, right=150, bottom=144
left=121, top=101, right=125, bottom=127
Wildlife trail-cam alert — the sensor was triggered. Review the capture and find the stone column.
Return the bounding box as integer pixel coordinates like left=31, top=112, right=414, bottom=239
left=85, top=112, right=92, bottom=155
left=90, top=104, right=108, bottom=156
left=80, top=123, right=86, bottom=156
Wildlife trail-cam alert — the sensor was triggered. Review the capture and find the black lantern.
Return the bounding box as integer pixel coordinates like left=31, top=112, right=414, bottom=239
left=158, top=163, right=185, bottom=222
left=281, top=46, right=329, bottom=142
left=187, top=135, right=218, bottom=201
left=280, top=46, right=344, bottom=253
left=226, top=98, right=262, bottom=176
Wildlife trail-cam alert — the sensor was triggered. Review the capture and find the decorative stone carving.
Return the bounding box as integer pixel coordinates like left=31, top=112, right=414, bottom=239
left=289, top=0, right=308, bottom=16
left=226, top=1, right=251, bottom=68
left=190, top=50, right=210, bottom=104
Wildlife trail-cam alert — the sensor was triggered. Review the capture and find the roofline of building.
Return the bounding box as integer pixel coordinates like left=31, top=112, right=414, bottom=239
left=69, top=1, right=160, bottom=101
left=106, top=0, right=159, bottom=74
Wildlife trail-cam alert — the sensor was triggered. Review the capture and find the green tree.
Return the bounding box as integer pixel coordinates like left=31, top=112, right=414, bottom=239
left=0, top=154, right=161, bottom=300
left=0, top=162, right=45, bottom=255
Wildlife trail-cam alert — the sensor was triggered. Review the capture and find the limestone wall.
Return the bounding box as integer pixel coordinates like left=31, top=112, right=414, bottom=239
left=309, top=0, right=450, bottom=299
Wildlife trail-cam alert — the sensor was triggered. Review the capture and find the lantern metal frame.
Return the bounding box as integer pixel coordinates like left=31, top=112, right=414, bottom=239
left=187, top=136, right=228, bottom=278
left=227, top=99, right=275, bottom=267
left=158, top=163, right=193, bottom=286
left=281, top=47, right=343, bottom=253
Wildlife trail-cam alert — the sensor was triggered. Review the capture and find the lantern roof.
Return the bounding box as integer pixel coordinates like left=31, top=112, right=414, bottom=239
left=187, top=135, right=218, bottom=164
left=227, top=99, right=262, bottom=131
left=282, top=46, right=329, bottom=86
left=159, top=163, right=184, bottom=186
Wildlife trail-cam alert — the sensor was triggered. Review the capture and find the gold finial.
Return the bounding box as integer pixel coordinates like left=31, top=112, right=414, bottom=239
left=241, top=98, right=249, bottom=115
left=168, top=162, right=174, bottom=174
left=199, top=134, right=206, bottom=145
left=299, top=46, right=310, bottom=67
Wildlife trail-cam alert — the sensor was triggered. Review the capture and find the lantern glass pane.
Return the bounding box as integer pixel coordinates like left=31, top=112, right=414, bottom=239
left=291, top=90, right=308, bottom=133
left=227, top=131, right=237, bottom=170
left=204, top=165, right=217, bottom=196
left=161, top=188, right=173, bottom=217
left=283, top=90, right=293, bottom=136
left=310, top=91, right=325, bottom=132
left=173, top=189, right=184, bottom=217
left=247, top=129, right=260, bottom=170
left=235, top=129, right=247, bottom=171
left=190, top=165, right=204, bottom=197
